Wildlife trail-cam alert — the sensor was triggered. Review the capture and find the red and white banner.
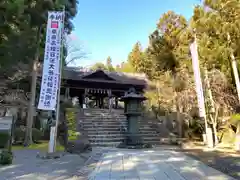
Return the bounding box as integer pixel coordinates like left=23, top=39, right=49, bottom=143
left=190, top=38, right=206, bottom=118
left=38, top=11, right=64, bottom=110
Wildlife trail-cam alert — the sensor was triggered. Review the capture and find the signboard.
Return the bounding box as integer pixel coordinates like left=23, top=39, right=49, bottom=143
left=190, top=38, right=206, bottom=118
left=0, top=117, right=13, bottom=131
left=38, top=11, right=64, bottom=111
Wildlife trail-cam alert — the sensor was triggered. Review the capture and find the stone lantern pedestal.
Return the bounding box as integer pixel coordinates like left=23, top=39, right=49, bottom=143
left=117, top=88, right=152, bottom=149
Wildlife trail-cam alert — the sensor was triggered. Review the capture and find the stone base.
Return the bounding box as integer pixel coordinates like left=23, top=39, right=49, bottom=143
left=117, top=142, right=152, bottom=149
left=66, top=140, right=92, bottom=154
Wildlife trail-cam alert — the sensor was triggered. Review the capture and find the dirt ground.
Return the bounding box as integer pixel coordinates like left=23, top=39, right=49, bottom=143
left=179, top=142, right=240, bottom=180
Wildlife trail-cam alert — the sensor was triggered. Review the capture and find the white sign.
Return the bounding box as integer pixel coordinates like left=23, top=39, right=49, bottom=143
left=38, top=11, right=64, bottom=111
left=190, top=38, right=206, bottom=118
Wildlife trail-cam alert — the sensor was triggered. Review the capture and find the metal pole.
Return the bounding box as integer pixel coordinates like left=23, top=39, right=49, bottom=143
left=53, top=7, right=65, bottom=152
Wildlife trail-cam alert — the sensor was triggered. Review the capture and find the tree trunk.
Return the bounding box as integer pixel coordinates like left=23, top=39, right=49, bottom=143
left=24, top=60, right=38, bottom=146
left=24, top=26, right=41, bottom=146
left=204, top=67, right=217, bottom=146
left=176, top=93, right=182, bottom=138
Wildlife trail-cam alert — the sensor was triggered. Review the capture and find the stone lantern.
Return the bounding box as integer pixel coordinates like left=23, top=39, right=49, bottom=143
left=118, top=88, right=151, bottom=149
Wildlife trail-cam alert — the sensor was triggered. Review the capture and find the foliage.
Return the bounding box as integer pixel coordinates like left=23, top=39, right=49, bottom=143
left=0, top=0, right=79, bottom=86
left=96, top=0, right=240, bottom=139
left=14, top=127, right=43, bottom=143
left=0, top=150, right=13, bottom=165
left=66, top=108, right=78, bottom=140
left=106, top=56, right=115, bottom=72
left=0, top=131, right=10, bottom=148
left=230, top=114, right=240, bottom=128
left=90, top=62, right=108, bottom=71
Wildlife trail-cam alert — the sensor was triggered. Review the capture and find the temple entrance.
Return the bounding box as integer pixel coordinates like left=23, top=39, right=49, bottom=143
left=60, top=68, right=147, bottom=109
left=83, top=88, right=116, bottom=109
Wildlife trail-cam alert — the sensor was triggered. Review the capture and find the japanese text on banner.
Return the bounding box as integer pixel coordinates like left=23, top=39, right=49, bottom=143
left=38, top=11, right=64, bottom=111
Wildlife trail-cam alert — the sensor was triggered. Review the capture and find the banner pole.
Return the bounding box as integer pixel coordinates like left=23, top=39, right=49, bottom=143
left=190, top=34, right=209, bottom=146
left=53, top=7, right=65, bottom=152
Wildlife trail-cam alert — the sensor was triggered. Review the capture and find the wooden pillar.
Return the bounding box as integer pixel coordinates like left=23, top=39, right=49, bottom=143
left=100, top=97, right=103, bottom=109
left=78, top=95, right=83, bottom=108
left=107, top=89, right=112, bottom=109
left=115, top=97, right=118, bottom=109
left=84, top=88, right=87, bottom=108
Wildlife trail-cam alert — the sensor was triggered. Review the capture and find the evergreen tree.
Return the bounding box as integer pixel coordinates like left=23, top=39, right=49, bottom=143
left=106, top=56, right=115, bottom=71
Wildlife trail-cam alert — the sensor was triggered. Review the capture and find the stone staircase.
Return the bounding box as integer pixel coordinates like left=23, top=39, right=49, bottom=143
left=78, top=108, right=178, bottom=147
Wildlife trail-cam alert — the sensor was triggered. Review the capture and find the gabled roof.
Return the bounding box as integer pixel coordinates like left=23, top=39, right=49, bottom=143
left=81, top=70, right=116, bottom=81
left=63, top=67, right=147, bottom=86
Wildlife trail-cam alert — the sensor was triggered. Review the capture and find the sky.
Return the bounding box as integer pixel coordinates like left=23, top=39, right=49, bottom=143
left=70, top=0, right=200, bottom=67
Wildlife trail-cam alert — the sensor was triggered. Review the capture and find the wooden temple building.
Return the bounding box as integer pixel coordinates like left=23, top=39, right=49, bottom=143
left=51, top=67, right=147, bottom=108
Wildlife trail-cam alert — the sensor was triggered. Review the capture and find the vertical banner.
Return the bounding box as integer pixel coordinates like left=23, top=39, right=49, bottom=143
left=38, top=11, right=64, bottom=110
left=190, top=38, right=206, bottom=118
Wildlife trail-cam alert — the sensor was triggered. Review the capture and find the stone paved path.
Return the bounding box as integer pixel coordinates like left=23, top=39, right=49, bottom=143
left=89, top=147, right=237, bottom=180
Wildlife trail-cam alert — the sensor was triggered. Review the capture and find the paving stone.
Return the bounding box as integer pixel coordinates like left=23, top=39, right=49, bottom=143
left=89, top=147, right=237, bottom=180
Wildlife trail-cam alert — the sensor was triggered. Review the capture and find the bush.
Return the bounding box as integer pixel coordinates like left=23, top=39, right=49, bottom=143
left=230, top=114, right=240, bottom=130
left=0, top=150, right=13, bottom=165
left=14, top=127, right=25, bottom=142
left=14, top=127, right=43, bottom=143
left=32, top=128, right=43, bottom=142
left=0, top=131, right=10, bottom=148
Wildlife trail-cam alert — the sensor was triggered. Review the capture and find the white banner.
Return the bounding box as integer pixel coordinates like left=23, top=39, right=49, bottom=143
left=190, top=38, right=206, bottom=118
left=38, top=11, right=64, bottom=110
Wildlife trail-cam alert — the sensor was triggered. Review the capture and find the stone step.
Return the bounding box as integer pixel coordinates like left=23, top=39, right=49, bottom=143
left=87, top=138, right=182, bottom=147
left=89, top=137, right=125, bottom=142
left=86, top=132, right=160, bottom=137
left=81, top=119, right=151, bottom=122
left=81, top=118, right=126, bottom=121
left=81, top=121, right=127, bottom=124
left=83, top=124, right=124, bottom=128
left=89, top=138, right=180, bottom=147
left=90, top=142, right=121, bottom=147
left=83, top=127, right=123, bottom=131
left=82, top=123, right=126, bottom=127
left=88, top=137, right=168, bottom=143
left=88, top=134, right=125, bottom=138
left=82, top=116, right=126, bottom=119
left=86, top=131, right=124, bottom=135
left=83, top=128, right=156, bottom=133
left=81, top=118, right=151, bottom=123
left=83, top=125, right=154, bottom=129
left=87, top=135, right=160, bottom=140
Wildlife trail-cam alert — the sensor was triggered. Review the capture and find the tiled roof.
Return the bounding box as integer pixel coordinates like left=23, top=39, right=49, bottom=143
left=62, top=67, right=147, bottom=86
left=38, top=66, right=148, bottom=86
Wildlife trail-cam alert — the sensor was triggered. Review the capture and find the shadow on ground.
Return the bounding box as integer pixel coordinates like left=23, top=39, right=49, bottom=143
left=0, top=149, right=103, bottom=180
left=177, top=148, right=240, bottom=180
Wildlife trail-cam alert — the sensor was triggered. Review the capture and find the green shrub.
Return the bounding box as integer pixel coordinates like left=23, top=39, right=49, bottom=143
left=0, top=131, right=10, bottom=148
left=14, top=127, right=25, bottom=142
left=230, top=114, right=240, bottom=128
left=14, top=127, right=43, bottom=143
left=32, top=128, right=43, bottom=142
left=0, top=150, right=13, bottom=165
